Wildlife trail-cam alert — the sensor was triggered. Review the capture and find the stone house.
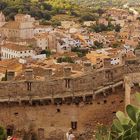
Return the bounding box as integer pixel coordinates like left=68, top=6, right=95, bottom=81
left=34, top=33, right=49, bottom=50
left=0, top=59, right=22, bottom=75
left=1, top=14, right=35, bottom=39
left=98, top=18, right=109, bottom=26
left=34, top=25, right=53, bottom=34
left=83, top=21, right=96, bottom=27
left=61, top=21, right=76, bottom=29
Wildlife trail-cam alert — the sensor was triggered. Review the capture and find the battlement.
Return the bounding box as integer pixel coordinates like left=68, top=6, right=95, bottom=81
left=0, top=64, right=139, bottom=105
left=0, top=65, right=126, bottom=105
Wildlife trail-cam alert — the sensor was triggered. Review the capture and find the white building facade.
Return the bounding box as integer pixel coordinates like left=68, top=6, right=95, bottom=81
left=1, top=44, right=35, bottom=60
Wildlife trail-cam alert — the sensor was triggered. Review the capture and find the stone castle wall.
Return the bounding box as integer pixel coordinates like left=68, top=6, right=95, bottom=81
left=0, top=64, right=138, bottom=138
left=0, top=65, right=125, bottom=104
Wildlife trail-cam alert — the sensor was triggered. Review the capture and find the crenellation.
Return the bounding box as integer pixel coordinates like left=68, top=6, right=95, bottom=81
left=0, top=65, right=132, bottom=104
left=7, top=70, right=15, bottom=81
left=63, top=67, right=72, bottom=77
left=83, top=62, right=92, bottom=72
left=44, top=68, right=53, bottom=80
left=25, top=69, right=34, bottom=81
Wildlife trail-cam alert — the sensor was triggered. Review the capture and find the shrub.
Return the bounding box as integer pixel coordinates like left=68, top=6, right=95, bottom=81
left=57, top=56, right=74, bottom=63
left=41, top=50, right=51, bottom=57
left=0, top=126, right=6, bottom=140
left=95, top=93, right=140, bottom=140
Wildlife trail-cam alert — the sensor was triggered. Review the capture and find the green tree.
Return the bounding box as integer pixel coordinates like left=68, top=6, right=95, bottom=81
left=40, top=20, right=52, bottom=25
left=81, top=13, right=97, bottom=21
left=0, top=126, right=6, bottom=140
left=115, top=24, right=121, bottom=32
left=97, top=8, right=105, bottom=15
left=111, top=42, right=120, bottom=48
left=41, top=50, right=51, bottom=57
left=0, top=2, right=8, bottom=10
left=51, top=20, right=61, bottom=27
left=94, top=41, right=103, bottom=48
left=42, top=11, right=51, bottom=20
left=71, top=47, right=88, bottom=57
left=57, top=56, right=74, bottom=63
left=1, top=70, right=7, bottom=81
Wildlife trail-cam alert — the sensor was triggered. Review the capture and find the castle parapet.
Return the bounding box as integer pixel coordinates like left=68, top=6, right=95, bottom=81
left=44, top=68, right=53, bottom=80
left=63, top=67, right=72, bottom=77
left=83, top=62, right=92, bottom=72
left=25, top=69, right=34, bottom=81
left=7, top=70, right=15, bottom=81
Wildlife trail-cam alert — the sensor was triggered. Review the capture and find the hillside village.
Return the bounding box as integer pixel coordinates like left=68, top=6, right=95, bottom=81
left=0, top=7, right=139, bottom=80
left=1, top=1, right=140, bottom=140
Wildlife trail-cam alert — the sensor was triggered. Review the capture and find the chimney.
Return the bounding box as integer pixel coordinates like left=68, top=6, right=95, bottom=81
left=63, top=67, right=72, bottom=77
left=7, top=70, right=15, bottom=81
left=25, top=69, right=33, bottom=80
left=44, top=68, right=53, bottom=80
left=83, top=62, right=92, bottom=72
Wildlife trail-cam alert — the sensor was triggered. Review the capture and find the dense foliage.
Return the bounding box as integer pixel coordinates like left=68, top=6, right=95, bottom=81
left=0, top=1, right=54, bottom=20
left=0, top=0, right=107, bottom=24
left=89, top=22, right=121, bottom=33
left=40, top=50, right=51, bottom=57
left=71, top=47, right=89, bottom=57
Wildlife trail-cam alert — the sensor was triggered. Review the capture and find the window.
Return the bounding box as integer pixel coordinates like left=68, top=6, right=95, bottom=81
left=65, top=79, right=70, bottom=88
left=27, top=82, right=32, bottom=91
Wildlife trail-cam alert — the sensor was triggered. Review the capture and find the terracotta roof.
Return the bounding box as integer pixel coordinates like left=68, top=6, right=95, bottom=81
left=6, top=38, right=36, bottom=42
left=35, top=24, right=51, bottom=28
left=16, top=14, right=26, bottom=17
left=52, top=52, right=78, bottom=59
left=1, top=43, right=33, bottom=51
left=2, top=21, right=20, bottom=29
left=0, top=59, right=22, bottom=74
left=86, top=52, right=109, bottom=64
left=108, top=54, right=119, bottom=58
left=15, top=62, right=82, bottom=80
left=106, top=48, right=122, bottom=54
left=34, top=33, right=49, bottom=39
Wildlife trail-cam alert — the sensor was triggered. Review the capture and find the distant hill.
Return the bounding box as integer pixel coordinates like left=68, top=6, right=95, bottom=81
left=0, top=0, right=86, bottom=23
left=2, top=0, right=140, bottom=8
left=0, top=0, right=139, bottom=24
left=1, top=0, right=129, bottom=7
